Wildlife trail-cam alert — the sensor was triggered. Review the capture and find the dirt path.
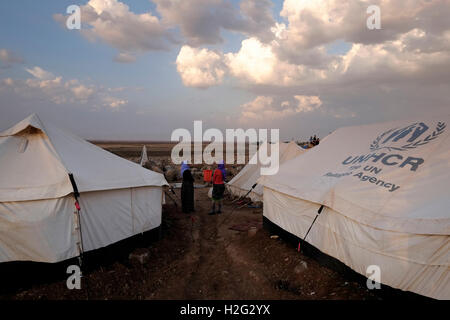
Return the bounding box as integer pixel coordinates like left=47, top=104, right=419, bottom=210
left=1, top=187, right=379, bottom=300
left=153, top=187, right=375, bottom=300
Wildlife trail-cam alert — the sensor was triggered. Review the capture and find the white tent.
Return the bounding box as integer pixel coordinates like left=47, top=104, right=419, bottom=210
left=139, top=145, right=149, bottom=166
left=259, top=117, right=450, bottom=299
left=227, top=141, right=304, bottom=202
left=0, top=114, right=168, bottom=263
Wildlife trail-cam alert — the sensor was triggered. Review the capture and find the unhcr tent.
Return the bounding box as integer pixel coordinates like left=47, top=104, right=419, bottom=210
left=259, top=117, right=450, bottom=299
left=227, top=141, right=304, bottom=202
left=0, top=114, right=168, bottom=263
left=139, top=145, right=149, bottom=166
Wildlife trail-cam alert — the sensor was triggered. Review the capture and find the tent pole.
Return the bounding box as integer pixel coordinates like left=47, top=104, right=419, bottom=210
left=164, top=190, right=178, bottom=208
left=231, top=183, right=258, bottom=203
left=68, top=173, right=89, bottom=299
left=300, top=205, right=325, bottom=252
left=68, top=173, right=85, bottom=265
left=207, top=183, right=258, bottom=240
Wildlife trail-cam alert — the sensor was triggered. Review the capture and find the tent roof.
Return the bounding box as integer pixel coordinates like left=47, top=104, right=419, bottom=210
left=260, top=115, right=450, bottom=235
left=228, top=141, right=305, bottom=199
left=0, top=113, right=46, bottom=137
left=0, top=114, right=168, bottom=202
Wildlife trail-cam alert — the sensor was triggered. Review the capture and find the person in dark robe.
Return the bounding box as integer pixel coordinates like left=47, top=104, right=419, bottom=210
left=181, top=169, right=195, bottom=213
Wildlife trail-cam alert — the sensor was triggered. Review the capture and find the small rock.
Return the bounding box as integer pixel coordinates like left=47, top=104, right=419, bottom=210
left=248, top=227, right=257, bottom=237
left=150, top=166, right=163, bottom=174
left=294, top=261, right=308, bottom=274
left=165, top=169, right=178, bottom=182
left=249, top=270, right=259, bottom=281
left=143, top=160, right=157, bottom=169
left=129, top=251, right=149, bottom=265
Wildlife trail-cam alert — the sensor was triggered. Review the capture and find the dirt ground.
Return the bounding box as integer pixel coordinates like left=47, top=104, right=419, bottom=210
left=1, top=186, right=384, bottom=300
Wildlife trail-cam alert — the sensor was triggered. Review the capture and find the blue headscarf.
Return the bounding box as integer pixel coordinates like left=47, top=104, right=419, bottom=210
left=181, top=161, right=190, bottom=176
left=218, top=160, right=226, bottom=179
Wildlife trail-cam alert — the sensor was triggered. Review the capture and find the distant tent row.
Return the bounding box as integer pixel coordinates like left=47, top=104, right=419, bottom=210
left=227, top=141, right=305, bottom=202
left=0, top=114, right=168, bottom=263
left=259, top=117, right=450, bottom=300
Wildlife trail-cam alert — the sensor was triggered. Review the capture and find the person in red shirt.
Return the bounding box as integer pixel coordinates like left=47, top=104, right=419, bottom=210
left=209, top=162, right=226, bottom=215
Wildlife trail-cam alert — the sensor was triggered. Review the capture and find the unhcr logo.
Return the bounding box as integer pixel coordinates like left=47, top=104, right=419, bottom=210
left=340, top=120, right=447, bottom=192
left=370, top=121, right=446, bottom=152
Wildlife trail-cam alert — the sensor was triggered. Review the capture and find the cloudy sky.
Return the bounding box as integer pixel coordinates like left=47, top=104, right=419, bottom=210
left=1, top=0, right=449, bottom=140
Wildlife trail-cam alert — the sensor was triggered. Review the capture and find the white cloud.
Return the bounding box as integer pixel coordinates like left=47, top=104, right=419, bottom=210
left=54, top=0, right=175, bottom=61
left=176, top=46, right=226, bottom=88
left=225, top=37, right=325, bottom=86
left=240, top=95, right=323, bottom=122
left=3, top=66, right=127, bottom=108
left=114, top=52, right=137, bottom=63
left=239, top=0, right=276, bottom=42
left=225, top=38, right=277, bottom=84
left=2, top=78, right=14, bottom=86
left=71, top=84, right=96, bottom=100
left=0, top=49, right=24, bottom=67
left=25, top=66, right=55, bottom=80
left=153, top=0, right=275, bottom=47
left=277, top=0, right=450, bottom=50
left=196, top=27, right=450, bottom=89
left=294, top=95, right=323, bottom=112
left=103, top=96, right=128, bottom=108
left=26, top=76, right=63, bottom=91
left=55, top=0, right=278, bottom=54
left=336, top=29, right=450, bottom=86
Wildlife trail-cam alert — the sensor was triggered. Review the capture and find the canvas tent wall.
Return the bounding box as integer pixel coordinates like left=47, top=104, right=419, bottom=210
left=259, top=116, right=450, bottom=299
left=227, top=141, right=304, bottom=202
left=0, top=114, right=168, bottom=263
